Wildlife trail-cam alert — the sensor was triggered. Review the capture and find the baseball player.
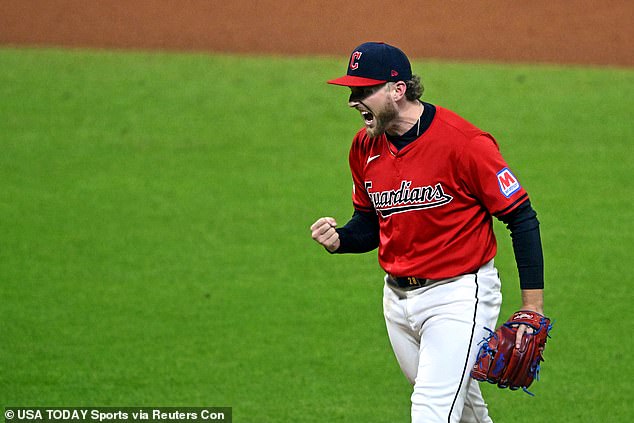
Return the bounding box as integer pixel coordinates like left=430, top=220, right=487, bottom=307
left=310, top=42, right=545, bottom=422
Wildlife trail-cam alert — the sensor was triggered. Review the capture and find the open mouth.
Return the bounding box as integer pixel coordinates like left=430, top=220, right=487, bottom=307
left=361, top=111, right=374, bottom=125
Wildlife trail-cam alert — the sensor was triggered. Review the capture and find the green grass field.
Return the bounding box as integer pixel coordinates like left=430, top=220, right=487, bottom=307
left=1, top=47, right=632, bottom=422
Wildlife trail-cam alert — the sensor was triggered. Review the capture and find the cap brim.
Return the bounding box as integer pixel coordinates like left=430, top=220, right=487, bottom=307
left=327, top=75, right=387, bottom=87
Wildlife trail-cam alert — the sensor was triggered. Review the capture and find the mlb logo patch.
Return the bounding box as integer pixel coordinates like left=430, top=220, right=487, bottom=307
left=497, top=168, right=521, bottom=197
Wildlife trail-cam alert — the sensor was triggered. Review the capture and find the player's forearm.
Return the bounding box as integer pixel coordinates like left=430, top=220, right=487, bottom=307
left=520, top=289, right=544, bottom=314
left=499, top=201, right=544, bottom=290
left=335, top=209, right=379, bottom=253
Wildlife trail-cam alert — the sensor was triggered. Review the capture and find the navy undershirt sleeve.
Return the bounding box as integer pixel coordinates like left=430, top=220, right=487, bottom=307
left=332, top=209, right=380, bottom=254
left=498, top=200, right=545, bottom=290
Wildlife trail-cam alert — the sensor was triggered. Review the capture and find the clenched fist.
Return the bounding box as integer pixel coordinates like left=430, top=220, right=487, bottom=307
left=310, top=217, right=340, bottom=252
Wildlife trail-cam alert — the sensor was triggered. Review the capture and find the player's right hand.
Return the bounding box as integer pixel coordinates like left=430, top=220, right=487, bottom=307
left=310, top=217, right=340, bottom=252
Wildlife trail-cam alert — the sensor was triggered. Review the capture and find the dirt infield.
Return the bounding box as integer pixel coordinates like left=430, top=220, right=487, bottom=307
left=1, top=0, right=632, bottom=67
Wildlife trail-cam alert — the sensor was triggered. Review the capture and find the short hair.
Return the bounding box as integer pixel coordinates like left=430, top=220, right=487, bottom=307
left=405, top=74, right=424, bottom=101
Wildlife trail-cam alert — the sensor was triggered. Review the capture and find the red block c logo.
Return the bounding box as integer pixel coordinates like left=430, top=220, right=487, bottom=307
left=350, top=51, right=362, bottom=70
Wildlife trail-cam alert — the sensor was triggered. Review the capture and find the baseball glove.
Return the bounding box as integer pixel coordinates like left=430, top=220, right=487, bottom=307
left=471, top=310, right=552, bottom=395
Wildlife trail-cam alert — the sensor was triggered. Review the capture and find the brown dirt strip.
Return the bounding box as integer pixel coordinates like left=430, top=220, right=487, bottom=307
left=0, top=0, right=632, bottom=67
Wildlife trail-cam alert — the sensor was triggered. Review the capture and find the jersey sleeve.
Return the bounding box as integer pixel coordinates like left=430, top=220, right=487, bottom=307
left=458, top=134, right=529, bottom=216
left=349, top=133, right=375, bottom=212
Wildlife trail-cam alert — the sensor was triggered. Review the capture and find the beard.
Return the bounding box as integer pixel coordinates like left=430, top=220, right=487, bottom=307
left=365, top=100, right=398, bottom=137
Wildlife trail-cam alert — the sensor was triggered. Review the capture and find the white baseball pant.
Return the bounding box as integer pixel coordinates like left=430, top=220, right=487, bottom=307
left=383, top=259, right=502, bottom=423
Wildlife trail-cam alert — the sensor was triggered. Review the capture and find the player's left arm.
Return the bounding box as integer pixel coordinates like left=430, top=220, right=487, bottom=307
left=521, top=289, right=544, bottom=315
left=459, top=134, right=547, bottom=348
left=510, top=289, right=545, bottom=349
left=498, top=200, right=545, bottom=347
left=498, top=200, right=544, bottom=291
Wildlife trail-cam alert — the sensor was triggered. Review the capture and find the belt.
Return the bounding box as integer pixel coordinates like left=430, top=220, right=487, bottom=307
left=387, top=275, right=436, bottom=290
left=387, top=268, right=481, bottom=291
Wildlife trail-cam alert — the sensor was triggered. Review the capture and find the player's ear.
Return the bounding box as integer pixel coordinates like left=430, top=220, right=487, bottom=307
left=392, top=81, right=407, bottom=101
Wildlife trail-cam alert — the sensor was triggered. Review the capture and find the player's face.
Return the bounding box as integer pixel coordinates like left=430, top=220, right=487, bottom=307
left=348, top=84, right=386, bottom=103
left=348, top=84, right=397, bottom=137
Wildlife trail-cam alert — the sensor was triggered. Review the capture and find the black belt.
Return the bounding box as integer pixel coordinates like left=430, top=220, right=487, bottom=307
left=387, top=275, right=436, bottom=290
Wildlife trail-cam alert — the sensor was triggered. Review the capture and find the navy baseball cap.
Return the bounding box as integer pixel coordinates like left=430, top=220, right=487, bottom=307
left=328, top=42, right=412, bottom=87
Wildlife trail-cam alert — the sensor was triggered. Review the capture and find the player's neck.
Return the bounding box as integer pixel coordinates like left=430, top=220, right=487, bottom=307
left=386, top=100, right=424, bottom=137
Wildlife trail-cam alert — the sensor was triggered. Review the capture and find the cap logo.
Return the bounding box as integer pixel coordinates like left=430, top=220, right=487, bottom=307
left=349, top=51, right=362, bottom=70
left=391, top=70, right=398, bottom=77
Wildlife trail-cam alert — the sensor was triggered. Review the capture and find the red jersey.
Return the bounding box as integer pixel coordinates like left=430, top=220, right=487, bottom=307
left=349, top=105, right=529, bottom=279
